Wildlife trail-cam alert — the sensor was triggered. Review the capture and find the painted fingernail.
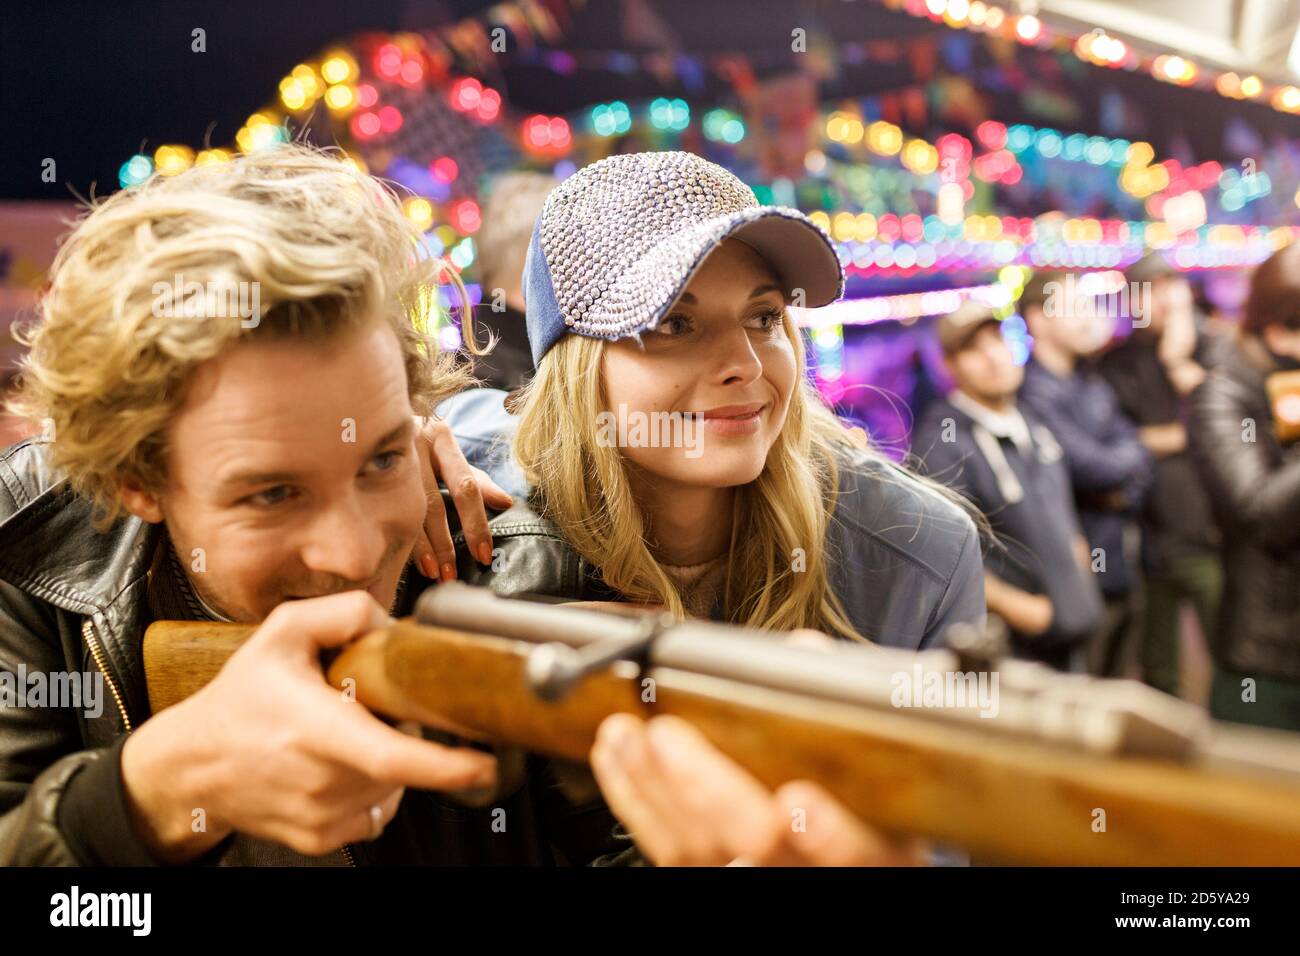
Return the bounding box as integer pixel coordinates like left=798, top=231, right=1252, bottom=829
left=442, top=562, right=456, bottom=582
left=419, top=554, right=437, bottom=580
left=477, top=542, right=492, bottom=565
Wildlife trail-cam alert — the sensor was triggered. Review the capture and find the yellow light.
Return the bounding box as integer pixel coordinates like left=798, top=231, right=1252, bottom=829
left=320, top=51, right=358, bottom=85
left=404, top=197, right=434, bottom=230
left=154, top=144, right=194, bottom=176
left=867, top=121, right=903, bottom=156
left=247, top=112, right=272, bottom=128
left=969, top=1, right=988, bottom=27
left=1274, top=86, right=1300, bottom=111
left=1127, top=141, right=1154, bottom=167
left=902, top=139, right=938, bottom=175
left=855, top=212, right=878, bottom=241
left=926, top=0, right=946, bottom=15
left=279, top=78, right=308, bottom=111
left=985, top=5, right=1004, bottom=28
left=235, top=127, right=254, bottom=153
left=1216, top=72, right=1241, bottom=97
left=808, top=210, right=831, bottom=231
left=832, top=212, right=857, bottom=242
left=1015, top=14, right=1041, bottom=42
left=843, top=118, right=864, bottom=144
left=291, top=64, right=322, bottom=99
left=946, top=0, right=970, bottom=25
left=341, top=153, right=368, bottom=175
left=324, top=84, right=355, bottom=111
left=1241, top=75, right=1263, bottom=97
left=195, top=148, right=231, bottom=167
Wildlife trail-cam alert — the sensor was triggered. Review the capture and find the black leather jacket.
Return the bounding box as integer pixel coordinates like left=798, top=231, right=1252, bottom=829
left=0, top=438, right=627, bottom=866
left=1189, top=337, right=1300, bottom=681
left=0, top=426, right=985, bottom=864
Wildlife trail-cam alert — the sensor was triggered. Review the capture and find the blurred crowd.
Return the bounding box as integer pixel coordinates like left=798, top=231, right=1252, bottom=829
left=911, top=246, right=1300, bottom=732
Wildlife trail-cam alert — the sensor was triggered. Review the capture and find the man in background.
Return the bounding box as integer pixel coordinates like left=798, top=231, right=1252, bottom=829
left=469, top=171, right=556, bottom=391
left=1098, top=253, right=1223, bottom=697
left=1018, top=272, right=1153, bottom=678
left=916, top=302, right=1102, bottom=671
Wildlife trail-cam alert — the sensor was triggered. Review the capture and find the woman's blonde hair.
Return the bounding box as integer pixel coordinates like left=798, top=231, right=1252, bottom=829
left=513, top=315, right=871, bottom=640
left=8, top=143, right=471, bottom=527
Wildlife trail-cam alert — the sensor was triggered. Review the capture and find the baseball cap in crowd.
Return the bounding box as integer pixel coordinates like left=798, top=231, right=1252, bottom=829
left=521, top=150, right=845, bottom=364
left=937, top=300, right=1002, bottom=355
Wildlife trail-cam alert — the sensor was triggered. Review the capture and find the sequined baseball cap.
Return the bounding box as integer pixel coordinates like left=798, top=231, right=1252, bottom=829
left=521, top=150, right=845, bottom=364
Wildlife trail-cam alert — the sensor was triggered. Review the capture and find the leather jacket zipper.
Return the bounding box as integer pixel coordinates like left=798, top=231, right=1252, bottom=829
left=82, top=618, right=133, bottom=733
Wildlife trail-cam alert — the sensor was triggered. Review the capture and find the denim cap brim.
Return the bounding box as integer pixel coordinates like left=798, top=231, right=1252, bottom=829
left=523, top=204, right=844, bottom=365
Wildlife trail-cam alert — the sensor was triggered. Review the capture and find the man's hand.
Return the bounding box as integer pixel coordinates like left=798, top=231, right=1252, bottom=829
left=120, top=593, right=498, bottom=863
left=590, top=713, right=925, bottom=866
left=1139, top=421, right=1188, bottom=457
left=983, top=573, right=1053, bottom=637
left=414, top=415, right=513, bottom=582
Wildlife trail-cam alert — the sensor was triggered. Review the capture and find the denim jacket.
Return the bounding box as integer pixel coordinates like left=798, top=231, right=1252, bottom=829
left=439, top=389, right=986, bottom=650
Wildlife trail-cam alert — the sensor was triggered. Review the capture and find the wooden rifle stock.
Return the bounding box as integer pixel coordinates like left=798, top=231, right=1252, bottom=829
left=143, top=584, right=1300, bottom=866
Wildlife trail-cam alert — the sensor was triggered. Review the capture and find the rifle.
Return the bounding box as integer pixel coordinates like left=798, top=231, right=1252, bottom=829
left=143, top=582, right=1300, bottom=865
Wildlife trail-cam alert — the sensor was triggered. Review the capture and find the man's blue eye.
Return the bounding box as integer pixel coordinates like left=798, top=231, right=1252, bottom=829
left=251, top=486, right=293, bottom=507
left=369, top=450, right=403, bottom=472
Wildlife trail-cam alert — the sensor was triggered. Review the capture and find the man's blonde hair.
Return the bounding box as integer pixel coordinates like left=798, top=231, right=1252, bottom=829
left=8, top=144, right=470, bottom=526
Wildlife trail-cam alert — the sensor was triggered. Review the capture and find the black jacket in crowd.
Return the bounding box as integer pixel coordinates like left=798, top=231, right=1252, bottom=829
left=1188, top=336, right=1300, bottom=682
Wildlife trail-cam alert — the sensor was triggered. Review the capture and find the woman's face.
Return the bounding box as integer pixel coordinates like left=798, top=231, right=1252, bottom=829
left=600, top=237, right=798, bottom=489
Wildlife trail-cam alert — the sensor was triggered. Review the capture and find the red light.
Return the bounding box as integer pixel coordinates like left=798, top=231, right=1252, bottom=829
left=375, top=44, right=402, bottom=79
left=976, top=121, right=1007, bottom=150
left=452, top=200, right=481, bottom=233
left=477, top=88, right=501, bottom=122
left=1001, top=166, right=1023, bottom=185
left=400, top=60, right=424, bottom=86
left=937, top=133, right=972, bottom=159
left=548, top=118, right=571, bottom=148
left=356, top=84, right=378, bottom=108
left=378, top=106, right=403, bottom=133
left=450, top=77, right=482, bottom=112
left=431, top=156, right=459, bottom=182
left=352, top=112, right=381, bottom=139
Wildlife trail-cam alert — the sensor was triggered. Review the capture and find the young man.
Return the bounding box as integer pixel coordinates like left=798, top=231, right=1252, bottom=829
left=0, top=145, right=900, bottom=866
left=1098, top=254, right=1223, bottom=697
left=915, top=302, right=1103, bottom=671
left=0, top=145, right=564, bottom=866
left=1017, top=272, right=1153, bottom=678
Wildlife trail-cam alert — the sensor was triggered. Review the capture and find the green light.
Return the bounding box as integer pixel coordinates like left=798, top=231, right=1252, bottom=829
left=118, top=154, right=153, bottom=189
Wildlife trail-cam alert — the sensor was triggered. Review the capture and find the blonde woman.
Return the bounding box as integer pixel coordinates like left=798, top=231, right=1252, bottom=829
left=448, top=151, right=984, bottom=649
